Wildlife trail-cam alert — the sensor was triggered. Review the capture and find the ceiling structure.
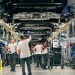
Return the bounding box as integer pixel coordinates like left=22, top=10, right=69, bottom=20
left=0, top=0, right=72, bottom=45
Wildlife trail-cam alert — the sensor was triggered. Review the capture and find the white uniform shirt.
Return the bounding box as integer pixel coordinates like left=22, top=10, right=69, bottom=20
left=8, top=43, right=17, bottom=54
left=34, top=44, right=42, bottom=54
left=18, top=39, right=31, bottom=58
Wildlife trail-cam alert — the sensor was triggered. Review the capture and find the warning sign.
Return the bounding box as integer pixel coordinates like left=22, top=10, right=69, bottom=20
left=53, top=39, right=59, bottom=48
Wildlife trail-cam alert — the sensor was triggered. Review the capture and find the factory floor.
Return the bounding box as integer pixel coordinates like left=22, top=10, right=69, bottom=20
left=0, top=62, right=75, bottom=75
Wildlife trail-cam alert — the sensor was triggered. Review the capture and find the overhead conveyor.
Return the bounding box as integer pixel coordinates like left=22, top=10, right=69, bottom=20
left=0, top=19, right=11, bottom=31
left=0, top=19, right=72, bottom=41
left=0, top=18, right=74, bottom=42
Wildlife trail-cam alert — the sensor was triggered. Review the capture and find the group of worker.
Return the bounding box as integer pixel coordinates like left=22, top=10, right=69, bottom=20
left=0, top=31, right=49, bottom=75
left=33, top=41, right=48, bottom=69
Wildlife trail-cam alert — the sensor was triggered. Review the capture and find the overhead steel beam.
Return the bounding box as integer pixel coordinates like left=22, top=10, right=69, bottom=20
left=0, top=19, right=20, bottom=40
left=12, top=3, right=63, bottom=6
left=0, top=19, right=11, bottom=31
left=14, top=19, right=59, bottom=23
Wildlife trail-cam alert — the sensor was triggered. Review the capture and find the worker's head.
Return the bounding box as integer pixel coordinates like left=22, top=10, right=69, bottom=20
left=20, top=34, right=25, bottom=40
left=10, top=37, right=14, bottom=43
left=37, top=41, right=41, bottom=45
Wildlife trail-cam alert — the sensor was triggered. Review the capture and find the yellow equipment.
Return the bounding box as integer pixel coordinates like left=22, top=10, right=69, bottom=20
left=0, top=54, right=2, bottom=70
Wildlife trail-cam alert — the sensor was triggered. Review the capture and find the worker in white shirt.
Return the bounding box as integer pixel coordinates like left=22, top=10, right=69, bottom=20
left=17, top=31, right=32, bottom=75
left=41, top=41, right=48, bottom=69
left=34, top=41, right=42, bottom=68
left=8, top=37, right=17, bottom=71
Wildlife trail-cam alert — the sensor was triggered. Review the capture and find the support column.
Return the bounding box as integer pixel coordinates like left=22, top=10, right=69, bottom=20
left=3, top=31, right=5, bottom=39
left=7, top=31, right=9, bottom=40
left=2, top=27, right=5, bottom=39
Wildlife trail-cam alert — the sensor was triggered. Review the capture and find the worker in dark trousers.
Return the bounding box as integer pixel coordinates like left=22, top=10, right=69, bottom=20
left=5, top=53, right=9, bottom=66
left=41, top=42, right=48, bottom=69
left=34, top=41, right=42, bottom=68
left=8, top=37, right=17, bottom=72
left=17, top=31, right=32, bottom=75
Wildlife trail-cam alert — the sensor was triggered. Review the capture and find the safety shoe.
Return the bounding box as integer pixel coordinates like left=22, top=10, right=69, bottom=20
left=10, top=69, right=15, bottom=72
left=28, top=73, right=32, bottom=75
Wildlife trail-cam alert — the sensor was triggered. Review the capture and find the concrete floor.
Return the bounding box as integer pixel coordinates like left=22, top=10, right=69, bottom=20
left=0, top=63, right=75, bottom=75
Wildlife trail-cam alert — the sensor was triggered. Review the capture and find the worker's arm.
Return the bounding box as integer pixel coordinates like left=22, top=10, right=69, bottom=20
left=17, top=43, right=21, bottom=55
left=29, top=35, right=32, bottom=41
left=17, top=47, right=20, bottom=55
left=28, top=31, right=32, bottom=41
